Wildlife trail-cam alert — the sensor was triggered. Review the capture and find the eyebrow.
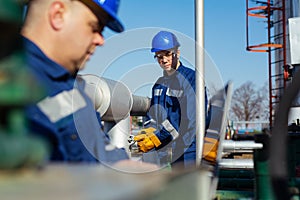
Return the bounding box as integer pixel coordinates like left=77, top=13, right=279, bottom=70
left=88, top=20, right=104, bottom=33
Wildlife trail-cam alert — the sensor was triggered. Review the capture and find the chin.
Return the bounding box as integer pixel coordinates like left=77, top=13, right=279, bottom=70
left=79, top=65, right=86, bottom=71
left=77, top=60, right=88, bottom=71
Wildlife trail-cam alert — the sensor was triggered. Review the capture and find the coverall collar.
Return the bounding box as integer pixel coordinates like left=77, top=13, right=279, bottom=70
left=22, top=37, right=71, bottom=80
left=163, top=61, right=183, bottom=77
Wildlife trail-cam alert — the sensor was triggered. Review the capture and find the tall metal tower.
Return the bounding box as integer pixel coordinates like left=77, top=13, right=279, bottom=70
left=246, top=0, right=300, bottom=128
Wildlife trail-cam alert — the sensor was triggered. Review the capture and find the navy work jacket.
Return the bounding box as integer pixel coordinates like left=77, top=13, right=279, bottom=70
left=23, top=37, right=128, bottom=163
left=146, top=63, right=208, bottom=165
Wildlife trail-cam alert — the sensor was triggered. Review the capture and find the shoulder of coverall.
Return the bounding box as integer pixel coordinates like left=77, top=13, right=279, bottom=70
left=163, top=62, right=195, bottom=79
left=175, top=63, right=196, bottom=92
left=177, top=62, right=195, bottom=74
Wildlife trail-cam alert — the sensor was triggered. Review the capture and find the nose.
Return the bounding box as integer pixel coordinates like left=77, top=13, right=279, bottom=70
left=94, top=32, right=105, bottom=46
left=162, top=56, right=168, bottom=62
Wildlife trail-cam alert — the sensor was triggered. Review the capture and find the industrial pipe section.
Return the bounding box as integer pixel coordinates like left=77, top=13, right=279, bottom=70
left=79, top=74, right=150, bottom=151
left=80, top=74, right=150, bottom=121
left=222, top=140, right=263, bottom=153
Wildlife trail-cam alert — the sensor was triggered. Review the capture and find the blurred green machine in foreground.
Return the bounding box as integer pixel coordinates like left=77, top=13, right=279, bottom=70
left=0, top=0, right=49, bottom=169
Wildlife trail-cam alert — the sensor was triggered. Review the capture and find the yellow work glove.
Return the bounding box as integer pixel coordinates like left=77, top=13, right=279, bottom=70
left=202, top=137, right=219, bottom=163
left=134, top=127, right=162, bottom=153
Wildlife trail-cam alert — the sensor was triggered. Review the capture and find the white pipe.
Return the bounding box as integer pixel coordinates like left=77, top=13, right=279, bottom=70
left=195, top=0, right=205, bottom=166
left=104, top=116, right=131, bottom=156
left=219, top=159, right=254, bottom=169
left=80, top=74, right=150, bottom=121
left=130, top=95, right=150, bottom=116
left=222, top=140, right=263, bottom=151
left=80, top=74, right=148, bottom=157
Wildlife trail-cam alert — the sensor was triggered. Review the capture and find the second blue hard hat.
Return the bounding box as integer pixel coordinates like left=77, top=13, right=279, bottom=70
left=151, top=31, right=180, bottom=52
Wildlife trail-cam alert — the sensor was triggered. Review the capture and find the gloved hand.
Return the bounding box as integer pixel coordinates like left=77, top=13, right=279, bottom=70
left=202, top=137, right=219, bottom=162
left=134, top=127, right=161, bottom=153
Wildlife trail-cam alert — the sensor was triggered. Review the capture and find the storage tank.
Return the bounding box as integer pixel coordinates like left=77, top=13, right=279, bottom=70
left=273, top=0, right=300, bottom=124
left=273, top=0, right=299, bottom=66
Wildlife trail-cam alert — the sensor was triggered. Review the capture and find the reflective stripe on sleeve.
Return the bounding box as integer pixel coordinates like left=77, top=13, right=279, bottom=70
left=166, top=88, right=183, bottom=98
left=37, top=89, right=86, bottom=123
left=154, top=88, right=183, bottom=98
left=154, top=89, right=163, bottom=96
left=161, top=119, right=179, bottom=140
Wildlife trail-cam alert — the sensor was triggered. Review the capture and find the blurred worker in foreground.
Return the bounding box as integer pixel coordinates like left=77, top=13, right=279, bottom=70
left=134, top=31, right=209, bottom=167
left=0, top=0, right=49, bottom=169
left=21, top=0, right=129, bottom=164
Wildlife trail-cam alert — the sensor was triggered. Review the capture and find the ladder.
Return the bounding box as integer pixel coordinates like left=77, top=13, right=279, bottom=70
left=246, top=0, right=287, bottom=128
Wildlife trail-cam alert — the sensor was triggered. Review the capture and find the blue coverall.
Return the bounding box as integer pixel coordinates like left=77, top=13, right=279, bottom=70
left=23, top=37, right=128, bottom=163
left=145, top=62, right=208, bottom=167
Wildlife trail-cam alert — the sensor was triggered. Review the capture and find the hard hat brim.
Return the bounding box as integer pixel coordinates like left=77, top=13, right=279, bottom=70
left=151, top=46, right=179, bottom=53
left=79, top=0, right=124, bottom=33
left=151, top=48, right=161, bottom=53
left=101, top=3, right=124, bottom=33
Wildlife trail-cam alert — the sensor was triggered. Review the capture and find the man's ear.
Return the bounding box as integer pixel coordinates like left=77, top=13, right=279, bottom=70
left=176, top=49, right=180, bottom=58
left=49, top=1, right=66, bottom=30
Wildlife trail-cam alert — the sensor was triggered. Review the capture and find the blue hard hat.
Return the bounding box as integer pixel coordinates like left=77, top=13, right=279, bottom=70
left=83, top=0, right=124, bottom=32
left=151, top=31, right=180, bottom=52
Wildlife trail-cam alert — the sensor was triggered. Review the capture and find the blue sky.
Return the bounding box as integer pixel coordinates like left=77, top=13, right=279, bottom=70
left=82, top=0, right=269, bottom=96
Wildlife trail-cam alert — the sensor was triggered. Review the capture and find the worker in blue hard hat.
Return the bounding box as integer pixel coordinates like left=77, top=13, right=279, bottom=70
left=20, top=0, right=130, bottom=164
left=134, top=31, right=209, bottom=167
left=22, top=0, right=124, bottom=75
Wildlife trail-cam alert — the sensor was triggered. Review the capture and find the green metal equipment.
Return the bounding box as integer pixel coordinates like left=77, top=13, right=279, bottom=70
left=0, top=0, right=49, bottom=169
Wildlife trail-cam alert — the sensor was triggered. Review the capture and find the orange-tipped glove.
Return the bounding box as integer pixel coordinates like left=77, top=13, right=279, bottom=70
left=134, top=127, right=162, bottom=153
left=202, top=137, right=219, bottom=162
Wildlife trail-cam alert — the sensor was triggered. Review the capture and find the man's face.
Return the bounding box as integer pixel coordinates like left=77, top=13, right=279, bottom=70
left=155, top=49, right=178, bottom=74
left=64, top=0, right=108, bottom=73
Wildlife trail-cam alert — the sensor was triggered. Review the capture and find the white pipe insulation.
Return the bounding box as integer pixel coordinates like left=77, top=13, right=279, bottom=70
left=80, top=74, right=150, bottom=151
